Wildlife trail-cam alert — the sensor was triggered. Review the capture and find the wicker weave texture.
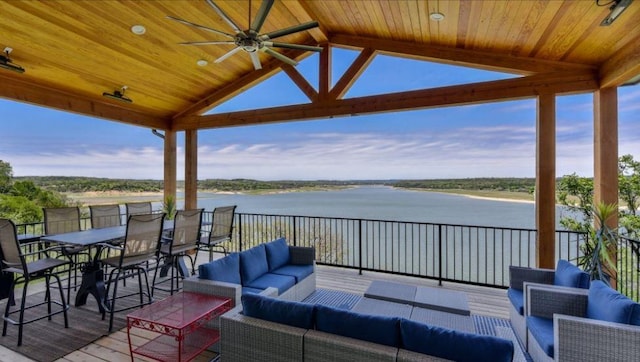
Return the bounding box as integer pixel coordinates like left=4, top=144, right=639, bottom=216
left=397, top=349, right=453, bottom=362
left=555, top=315, right=640, bottom=362
left=304, top=330, right=397, bottom=362
left=509, top=266, right=554, bottom=290
left=289, top=246, right=315, bottom=265
left=527, top=286, right=588, bottom=319
left=221, top=311, right=306, bottom=362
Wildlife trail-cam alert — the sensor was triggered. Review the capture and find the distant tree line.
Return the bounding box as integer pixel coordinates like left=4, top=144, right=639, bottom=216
left=391, top=178, right=536, bottom=193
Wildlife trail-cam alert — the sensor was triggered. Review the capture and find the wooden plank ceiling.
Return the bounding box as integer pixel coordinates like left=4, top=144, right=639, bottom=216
left=0, top=0, right=638, bottom=131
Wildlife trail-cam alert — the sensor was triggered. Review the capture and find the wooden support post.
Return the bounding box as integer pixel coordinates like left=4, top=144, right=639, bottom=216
left=318, top=44, right=331, bottom=101
left=185, top=130, right=198, bottom=210
left=163, top=130, right=177, bottom=204
left=536, top=93, right=556, bottom=268
left=594, top=87, right=618, bottom=286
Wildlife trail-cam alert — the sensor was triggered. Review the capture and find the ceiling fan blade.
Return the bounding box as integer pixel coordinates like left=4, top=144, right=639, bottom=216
left=215, top=47, right=243, bottom=63
left=262, top=47, right=298, bottom=66
left=263, top=41, right=323, bottom=52
left=260, top=21, right=319, bottom=40
left=206, top=0, right=246, bottom=36
left=166, top=15, right=234, bottom=38
left=249, top=52, right=262, bottom=70
left=250, top=0, right=274, bottom=34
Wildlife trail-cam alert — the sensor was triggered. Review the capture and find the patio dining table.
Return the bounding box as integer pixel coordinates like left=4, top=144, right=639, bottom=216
left=40, top=220, right=178, bottom=314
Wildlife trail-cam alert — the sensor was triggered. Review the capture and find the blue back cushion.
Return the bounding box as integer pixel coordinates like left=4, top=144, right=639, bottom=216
left=241, top=293, right=315, bottom=329
left=631, top=304, right=640, bottom=326
left=265, top=237, right=290, bottom=271
left=526, top=316, right=554, bottom=358
left=587, top=280, right=636, bottom=324
left=315, top=304, right=400, bottom=347
left=239, top=244, right=269, bottom=284
left=507, top=288, right=524, bottom=315
left=400, top=319, right=513, bottom=362
left=198, top=253, right=241, bottom=284
left=554, top=260, right=590, bottom=288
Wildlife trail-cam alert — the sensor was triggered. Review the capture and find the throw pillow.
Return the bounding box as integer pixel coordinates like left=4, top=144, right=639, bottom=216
left=587, top=280, right=636, bottom=324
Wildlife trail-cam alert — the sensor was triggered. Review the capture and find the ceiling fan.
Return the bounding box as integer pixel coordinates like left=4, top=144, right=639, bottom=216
left=168, top=0, right=322, bottom=70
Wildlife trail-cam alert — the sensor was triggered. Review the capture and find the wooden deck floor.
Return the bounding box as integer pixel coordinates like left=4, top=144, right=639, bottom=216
left=1, top=253, right=510, bottom=362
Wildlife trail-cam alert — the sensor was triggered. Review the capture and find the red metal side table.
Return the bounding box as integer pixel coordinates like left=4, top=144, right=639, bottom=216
left=127, top=291, right=232, bottom=362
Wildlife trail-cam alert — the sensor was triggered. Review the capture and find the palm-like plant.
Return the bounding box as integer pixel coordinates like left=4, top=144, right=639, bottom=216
left=577, top=202, right=619, bottom=286
left=162, top=194, right=177, bottom=220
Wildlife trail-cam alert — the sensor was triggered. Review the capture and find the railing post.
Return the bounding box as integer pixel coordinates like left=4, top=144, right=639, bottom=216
left=359, top=219, right=363, bottom=275
left=238, top=214, right=243, bottom=252
left=438, top=224, right=443, bottom=286
left=293, top=216, right=297, bottom=246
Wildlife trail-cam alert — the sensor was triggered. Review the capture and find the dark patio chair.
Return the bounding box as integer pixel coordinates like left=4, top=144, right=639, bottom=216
left=100, top=213, right=165, bottom=332
left=153, top=209, right=203, bottom=295
left=197, top=205, right=236, bottom=261
left=89, top=204, right=122, bottom=229
left=125, top=202, right=152, bottom=219
left=0, top=218, right=69, bottom=346
left=43, top=206, right=90, bottom=302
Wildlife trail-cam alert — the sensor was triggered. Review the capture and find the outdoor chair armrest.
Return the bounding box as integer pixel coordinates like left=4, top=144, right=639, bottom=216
left=509, top=265, right=555, bottom=290
left=525, top=283, right=588, bottom=319
left=20, top=243, right=66, bottom=257
left=96, top=242, right=124, bottom=251
left=554, top=314, right=640, bottom=362
left=183, top=276, right=241, bottom=306
left=289, top=246, right=315, bottom=265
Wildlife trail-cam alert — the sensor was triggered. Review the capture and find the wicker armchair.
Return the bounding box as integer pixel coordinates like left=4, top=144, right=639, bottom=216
left=508, top=260, right=589, bottom=346
left=525, top=281, right=640, bottom=362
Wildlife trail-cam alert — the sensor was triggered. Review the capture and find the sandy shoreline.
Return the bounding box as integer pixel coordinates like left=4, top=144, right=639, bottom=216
left=64, top=187, right=533, bottom=206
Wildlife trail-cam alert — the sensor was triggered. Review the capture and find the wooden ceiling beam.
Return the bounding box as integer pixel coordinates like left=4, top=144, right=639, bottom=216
left=329, top=34, right=596, bottom=75
left=0, top=74, right=169, bottom=130
left=599, top=39, right=640, bottom=88
left=329, top=48, right=376, bottom=100
left=281, top=0, right=329, bottom=44
left=174, top=70, right=598, bottom=131
left=281, top=64, right=318, bottom=102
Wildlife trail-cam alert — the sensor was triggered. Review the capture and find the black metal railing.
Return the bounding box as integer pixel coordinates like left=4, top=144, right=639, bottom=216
left=12, top=211, right=640, bottom=300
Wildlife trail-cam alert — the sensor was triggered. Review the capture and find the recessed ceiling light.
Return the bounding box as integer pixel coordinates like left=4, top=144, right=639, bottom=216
left=196, top=59, right=208, bottom=67
left=131, top=25, right=146, bottom=35
left=430, top=12, right=445, bottom=21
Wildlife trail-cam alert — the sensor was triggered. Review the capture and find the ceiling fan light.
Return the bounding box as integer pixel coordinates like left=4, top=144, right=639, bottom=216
left=430, top=12, right=445, bottom=21
left=131, top=24, right=146, bottom=35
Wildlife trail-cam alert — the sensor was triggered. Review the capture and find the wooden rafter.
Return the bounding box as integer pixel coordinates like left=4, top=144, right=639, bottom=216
left=174, top=70, right=598, bottom=130
left=600, top=39, right=640, bottom=88
left=281, top=64, right=318, bottom=102
left=328, top=48, right=376, bottom=100
left=0, top=74, right=169, bottom=130
left=329, top=34, right=597, bottom=75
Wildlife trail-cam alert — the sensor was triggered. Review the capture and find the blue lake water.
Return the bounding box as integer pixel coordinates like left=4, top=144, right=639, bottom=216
left=170, top=186, right=571, bottom=229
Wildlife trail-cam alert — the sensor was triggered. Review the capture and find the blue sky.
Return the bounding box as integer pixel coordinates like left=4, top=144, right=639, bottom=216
left=2, top=48, right=640, bottom=181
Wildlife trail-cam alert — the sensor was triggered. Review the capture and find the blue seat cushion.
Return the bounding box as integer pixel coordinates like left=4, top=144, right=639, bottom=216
left=526, top=316, right=554, bottom=358
left=507, top=288, right=524, bottom=315
left=239, top=244, right=269, bottom=284
left=265, top=237, right=290, bottom=271
left=272, top=264, right=314, bottom=283
left=587, top=280, right=636, bottom=324
left=315, top=304, right=400, bottom=347
left=241, top=293, right=315, bottom=329
left=400, top=319, right=513, bottom=362
left=245, top=273, right=296, bottom=295
left=554, top=260, right=590, bottom=288
left=242, top=287, right=264, bottom=295
left=198, top=252, right=241, bottom=284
